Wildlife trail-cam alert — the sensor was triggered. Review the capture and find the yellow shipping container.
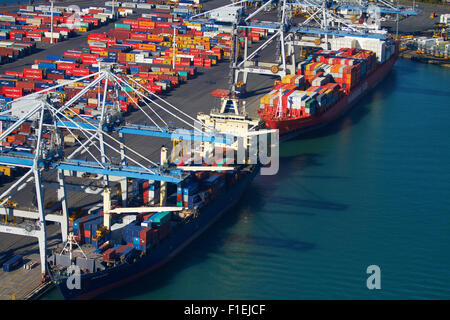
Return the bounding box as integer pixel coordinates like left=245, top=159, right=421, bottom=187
left=281, top=74, right=295, bottom=84
left=138, top=43, right=156, bottom=51
left=126, top=53, right=135, bottom=62
left=0, top=166, right=11, bottom=177
left=147, top=34, right=163, bottom=41
left=260, top=92, right=276, bottom=105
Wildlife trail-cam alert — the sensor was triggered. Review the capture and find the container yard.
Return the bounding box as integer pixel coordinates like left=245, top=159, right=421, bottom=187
left=0, top=4, right=118, bottom=66
left=1, top=0, right=447, bottom=302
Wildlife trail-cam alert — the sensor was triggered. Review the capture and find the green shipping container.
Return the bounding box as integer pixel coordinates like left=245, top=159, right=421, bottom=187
left=151, top=211, right=171, bottom=226
left=73, top=21, right=89, bottom=28
left=115, top=23, right=131, bottom=29
left=177, top=71, right=188, bottom=77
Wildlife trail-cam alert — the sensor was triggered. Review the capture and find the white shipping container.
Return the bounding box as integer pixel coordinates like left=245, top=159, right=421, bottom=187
left=177, top=54, right=195, bottom=60
left=0, top=16, right=15, bottom=22
left=44, top=32, right=61, bottom=39
left=89, top=41, right=107, bottom=47
left=137, top=3, right=153, bottom=9
left=122, top=2, right=137, bottom=8
left=123, top=215, right=136, bottom=224
left=440, top=14, right=450, bottom=24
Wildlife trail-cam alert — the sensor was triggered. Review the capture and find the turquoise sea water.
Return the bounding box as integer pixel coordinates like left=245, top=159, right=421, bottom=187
left=43, top=59, right=450, bottom=300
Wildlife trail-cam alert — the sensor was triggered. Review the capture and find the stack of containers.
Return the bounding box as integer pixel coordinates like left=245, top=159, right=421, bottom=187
left=73, top=212, right=102, bottom=244
left=122, top=222, right=143, bottom=249
left=261, top=47, right=380, bottom=119
left=176, top=185, right=183, bottom=207
left=145, top=211, right=172, bottom=241
left=139, top=227, right=158, bottom=250
left=182, top=181, right=199, bottom=209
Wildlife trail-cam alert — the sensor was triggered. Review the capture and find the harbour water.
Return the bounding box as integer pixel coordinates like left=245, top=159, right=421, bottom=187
left=43, top=59, right=450, bottom=300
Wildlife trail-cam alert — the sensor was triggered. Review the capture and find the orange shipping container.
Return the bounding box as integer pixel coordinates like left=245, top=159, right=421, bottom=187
left=138, top=43, right=156, bottom=51
left=69, top=107, right=81, bottom=114
left=139, top=21, right=155, bottom=28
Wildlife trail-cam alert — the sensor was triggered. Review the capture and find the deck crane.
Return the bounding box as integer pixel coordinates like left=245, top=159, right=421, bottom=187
left=0, top=62, right=242, bottom=279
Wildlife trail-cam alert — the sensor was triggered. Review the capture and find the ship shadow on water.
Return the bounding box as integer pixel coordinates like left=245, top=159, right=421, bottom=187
left=256, top=153, right=349, bottom=215
left=292, top=69, right=399, bottom=141
left=97, top=154, right=329, bottom=299
left=96, top=186, right=316, bottom=299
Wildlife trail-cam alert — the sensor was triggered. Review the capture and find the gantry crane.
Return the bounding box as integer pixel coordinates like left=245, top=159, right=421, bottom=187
left=0, top=62, right=236, bottom=279
left=187, top=0, right=417, bottom=92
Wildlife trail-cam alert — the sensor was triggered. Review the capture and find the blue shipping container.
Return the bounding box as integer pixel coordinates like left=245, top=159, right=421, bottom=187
left=0, top=80, right=15, bottom=87
left=38, top=62, right=57, bottom=69
left=2, top=255, right=23, bottom=272
left=46, top=55, right=63, bottom=61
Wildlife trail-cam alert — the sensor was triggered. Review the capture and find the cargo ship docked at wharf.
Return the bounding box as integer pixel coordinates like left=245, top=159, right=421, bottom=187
left=257, top=37, right=399, bottom=141
left=213, top=0, right=416, bottom=142
left=0, top=51, right=267, bottom=299
left=45, top=77, right=265, bottom=300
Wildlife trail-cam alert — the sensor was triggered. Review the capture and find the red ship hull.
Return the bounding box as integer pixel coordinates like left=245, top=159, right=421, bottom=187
left=258, top=52, right=399, bottom=141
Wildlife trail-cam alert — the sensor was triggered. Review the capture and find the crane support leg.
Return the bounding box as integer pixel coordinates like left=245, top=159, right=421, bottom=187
left=57, top=169, right=69, bottom=243
left=160, top=147, right=168, bottom=206
left=120, top=178, right=128, bottom=207
left=34, top=169, right=47, bottom=275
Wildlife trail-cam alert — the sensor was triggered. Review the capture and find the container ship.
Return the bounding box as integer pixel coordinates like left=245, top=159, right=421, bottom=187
left=47, top=97, right=262, bottom=300
left=257, top=37, right=399, bottom=140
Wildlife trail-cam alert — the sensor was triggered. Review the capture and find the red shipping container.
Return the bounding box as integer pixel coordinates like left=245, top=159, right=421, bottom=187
left=47, top=73, right=65, bottom=80
left=64, top=51, right=82, bottom=58
left=130, top=33, right=147, bottom=40
left=26, top=31, right=42, bottom=38
left=81, top=53, right=99, bottom=60
left=150, top=85, right=162, bottom=94
left=19, top=123, right=32, bottom=134
left=3, top=87, right=23, bottom=98
left=102, top=248, right=116, bottom=261
left=81, top=57, right=98, bottom=64
left=14, top=134, right=27, bottom=142
left=57, top=62, right=78, bottom=70
left=24, top=68, right=42, bottom=75
left=5, top=71, right=23, bottom=78
left=15, top=81, right=35, bottom=90
left=155, top=22, right=171, bottom=28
